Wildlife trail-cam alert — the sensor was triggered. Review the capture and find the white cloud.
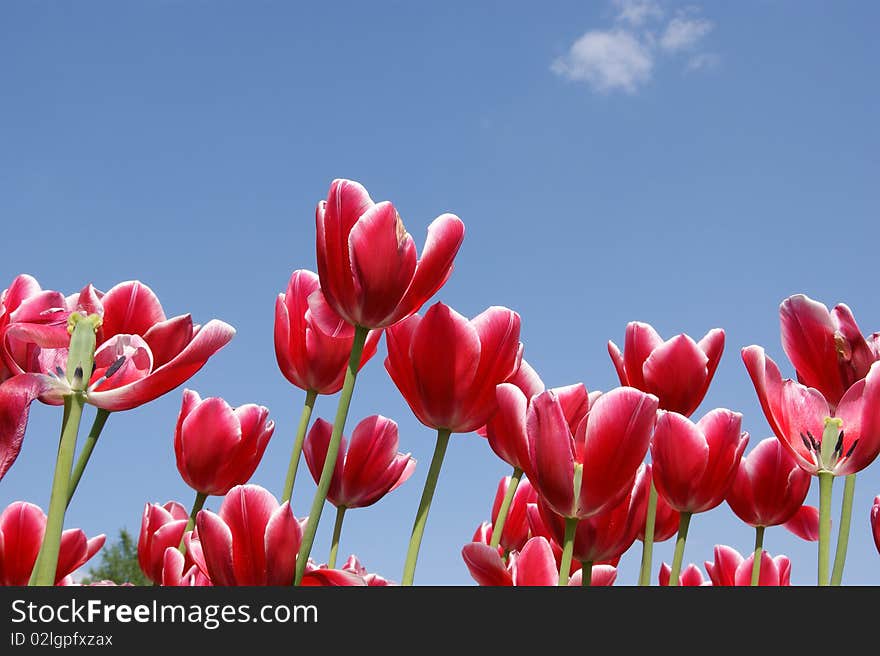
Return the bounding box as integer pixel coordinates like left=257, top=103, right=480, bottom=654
left=551, top=29, right=653, bottom=94
left=659, top=16, right=714, bottom=52
left=613, top=0, right=664, bottom=26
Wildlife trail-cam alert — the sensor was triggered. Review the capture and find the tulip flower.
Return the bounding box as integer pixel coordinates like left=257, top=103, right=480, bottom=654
left=781, top=505, right=820, bottom=542
left=161, top=546, right=212, bottom=587
left=340, top=555, right=393, bottom=586
left=137, top=501, right=189, bottom=584
left=273, top=270, right=382, bottom=503
left=651, top=408, right=748, bottom=585
left=608, top=321, right=724, bottom=417
left=871, top=496, right=880, bottom=556
left=743, top=345, right=880, bottom=585
left=303, top=415, right=415, bottom=567
left=315, top=178, right=465, bottom=331
left=462, top=537, right=617, bottom=586
left=196, top=485, right=305, bottom=586
left=537, top=464, right=650, bottom=584
left=659, top=563, right=708, bottom=586
left=725, top=436, right=812, bottom=584
left=527, top=386, right=657, bottom=584
left=704, top=545, right=791, bottom=586
left=488, top=476, right=537, bottom=554
left=780, top=294, right=879, bottom=410
left=174, top=389, right=274, bottom=523
left=0, top=501, right=104, bottom=586
left=385, top=302, right=523, bottom=585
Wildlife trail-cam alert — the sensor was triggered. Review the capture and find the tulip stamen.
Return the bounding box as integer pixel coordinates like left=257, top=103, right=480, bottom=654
left=88, top=356, right=126, bottom=391
left=845, top=439, right=858, bottom=459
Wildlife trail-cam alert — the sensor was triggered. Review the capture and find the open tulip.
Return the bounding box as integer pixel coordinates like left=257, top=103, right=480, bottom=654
left=174, top=390, right=274, bottom=497
left=0, top=501, right=104, bottom=586
left=461, top=537, right=616, bottom=586
left=274, top=270, right=381, bottom=395
left=704, top=545, right=792, bottom=586
left=385, top=302, right=523, bottom=434
left=780, top=294, right=879, bottom=410
left=137, top=501, right=189, bottom=584
left=527, top=386, right=658, bottom=520
left=315, top=178, right=465, bottom=330
left=195, top=485, right=305, bottom=586
left=608, top=321, right=724, bottom=416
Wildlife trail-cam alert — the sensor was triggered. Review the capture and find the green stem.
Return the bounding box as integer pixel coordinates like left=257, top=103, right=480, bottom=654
left=830, top=473, right=856, bottom=586
left=178, top=491, right=208, bottom=554
left=281, top=389, right=318, bottom=504
left=667, top=511, right=692, bottom=586
left=489, top=467, right=523, bottom=550
left=401, top=428, right=452, bottom=586
left=31, top=395, right=85, bottom=586
left=294, top=326, right=368, bottom=585
left=818, top=471, right=834, bottom=586
left=638, top=481, right=658, bottom=586
left=580, top=560, right=593, bottom=587
left=750, top=525, right=765, bottom=586
left=66, top=408, right=111, bottom=508
left=558, top=517, right=578, bottom=587
left=328, top=506, right=347, bottom=569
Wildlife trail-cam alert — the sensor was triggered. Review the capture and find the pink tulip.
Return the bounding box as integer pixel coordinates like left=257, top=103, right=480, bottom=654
left=651, top=409, right=748, bottom=514
left=726, top=436, right=812, bottom=528
left=0, top=501, right=104, bottom=586
left=485, top=377, right=588, bottom=476
left=742, top=346, right=880, bottom=476
left=462, top=536, right=616, bottom=586
left=608, top=321, right=724, bottom=416
left=4, top=280, right=235, bottom=412
left=137, top=501, right=188, bottom=584
left=780, top=294, right=879, bottom=410
left=659, top=563, right=708, bottom=586
left=527, top=386, right=658, bottom=520
left=195, top=485, right=304, bottom=586
left=302, top=415, right=415, bottom=509
left=161, top=545, right=212, bottom=587
left=871, top=496, right=880, bottom=556
left=704, top=544, right=791, bottom=586
left=316, top=178, right=465, bottom=329
left=274, top=270, right=381, bottom=394
left=385, top=303, right=523, bottom=433
left=781, top=505, right=820, bottom=542
left=537, top=464, right=650, bottom=565
left=174, top=390, right=274, bottom=496
left=340, top=555, right=393, bottom=586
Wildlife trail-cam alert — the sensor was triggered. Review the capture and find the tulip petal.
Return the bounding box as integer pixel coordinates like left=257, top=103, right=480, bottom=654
left=461, top=542, right=512, bottom=586
left=99, top=280, right=166, bottom=340
left=195, top=510, right=236, bottom=586
left=142, top=315, right=195, bottom=369
left=623, top=322, right=663, bottom=390
left=0, top=374, right=55, bottom=481
left=527, top=391, right=576, bottom=518
left=264, top=502, right=301, bottom=586
left=782, top=505, right=820, bottom=541
left=486, top=383, right=530, bottom=472
left=642, top=334, right=709, bottom=416
left=651, top=411, right=709, bottom=512
left=302, top=419, right=345, bottom=504
left=607, top=341, right=628, bottom=386
left=0, top=502, right=46, bottom=585
left=511, top=537, right=559, bottom=586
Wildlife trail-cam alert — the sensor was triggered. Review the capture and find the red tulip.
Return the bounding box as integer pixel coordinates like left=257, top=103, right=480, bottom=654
left=302, top=415, right=415, bottom=509
left=704, top=545, right=791, bottom=586
left=659, top=563, right=708, bottom=586
left=871, top=496, right=880, bottom=556
left=462, top=536, right=616, bottom=586
left=4, top=280, right=235, bottom=412
left=636, top=465, right=680, bottom=543
left=726, top=436, right=811, bottom=528
left=487, top=476, right=538, bottom=553
left=527, top=386, right=658, bottom=519
left=537, top=464, right=650, bottom=565
left=781, top=505, right=820, bottom=542
left=0, top=501, right=104, bottom=586
left=0, top=274, right=68, bottom=383
left=385, top=303, right=523, bottom=433
left=0, top=374, right=55, bottom=481
left=161, top=545, right=212, bottom=587
left=174, top=390, right=274, bottom=496
left=274, top=270, right=381, bottom=394
left=608, top=321, right=724, bottom=416
left=651, top=409, right=748, bottom=514
left=137, top=501, right=188, bottom=584
left=780, top=294, right=879, bottom=410
left=742, top=346, right=880, bottom=476
left=315, top=178, right=465, bottom=329
left=195, top=485, right=305, bottom=586
left=485, top=377, right=587, bottom=476
left=340, top=555, right=393, bottom=586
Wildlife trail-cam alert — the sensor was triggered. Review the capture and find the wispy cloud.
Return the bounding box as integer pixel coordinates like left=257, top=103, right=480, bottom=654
left=551, top=30, right=653, bottom=94
left=659, top=16, right=714, bottom=52
left=552, top=1, right=719, bottom=94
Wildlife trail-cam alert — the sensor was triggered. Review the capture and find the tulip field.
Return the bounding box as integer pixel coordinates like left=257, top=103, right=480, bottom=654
left=2, top=4, right=878, bottom=595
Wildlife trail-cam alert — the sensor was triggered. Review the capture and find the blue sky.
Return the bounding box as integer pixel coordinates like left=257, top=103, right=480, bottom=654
left=2, top=0, right=878, bottom=585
